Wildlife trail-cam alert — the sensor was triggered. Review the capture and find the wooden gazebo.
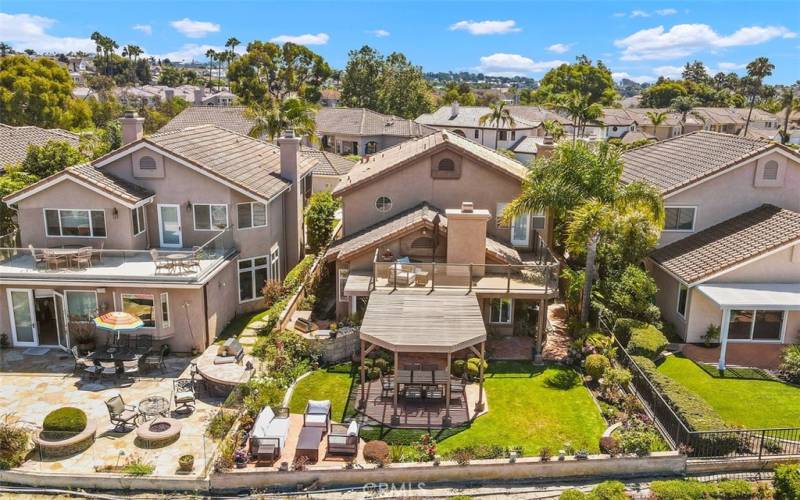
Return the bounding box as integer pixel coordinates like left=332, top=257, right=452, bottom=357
left=358, top=290, right=487, bottom=427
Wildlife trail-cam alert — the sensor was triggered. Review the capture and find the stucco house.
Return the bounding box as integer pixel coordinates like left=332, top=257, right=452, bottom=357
left=0, top=112, right=315, bottom=353
left=620, top=131, right=800, bottom=369
left=0, top=124, right=81, bottom=174
left=324, top=130, right=558, bottom=356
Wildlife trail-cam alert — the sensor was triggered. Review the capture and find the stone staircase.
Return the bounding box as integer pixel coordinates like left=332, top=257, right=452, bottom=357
left=238, top=319, right=266, bottom=353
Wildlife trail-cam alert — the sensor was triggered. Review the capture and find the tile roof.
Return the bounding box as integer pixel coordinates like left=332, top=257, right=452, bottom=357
left=143, top=125, right=319, bottom=200
left=300, top=147, right=356, bottom=177
left=620, top=130, right=777, bottom=194
left=159, top=106, right=254, bottom=135
left=315, top=108, right=437, bottom=137
left=334, top=130, right=528, bottom=195
left=321, top=88, right=341, bottom=100
left=650, top=204, right=800, bottom=284
left=619, top=130, right=657, bottom=144
left=416, top=105, right=540, bottom=129
left=509, top=136, right=544, bottom=154
left=0, top=124, right=80, bottom=171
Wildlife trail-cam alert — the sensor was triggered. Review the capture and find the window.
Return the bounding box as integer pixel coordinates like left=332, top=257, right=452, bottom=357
left=664, top=207, right=695, bottom=231
left=474, top=129, right=479, bottom=139
left=160, top=292, right=170, bottom=328
left=762, top=160, right=779, bottom=180
left=612, top=126, right=618, bottom=132
left=496, top=202, right=510, bottom=229
left=728, top=309, right=785, bottom=341
left=532, top=211, right=546, bottom=230
left=270, top=244, right=280, bottom=281
left=237, top=202, right=267, bottom=229
left=121, top=293, right=155, bottom=328
left=44, top=209, right=106, bottom=237
left=437, top=158, right=455, bottom=171
left=489, top=298, right=512, bottom=324
left=365, top=141, right=378, bottom=155
left=511, top=131, right=516, bottom=140
left=238, top=256, right=269, bottom=302
left=139, top=156, right=157, bottom=170
left=676, top=283, right=688, bottom=318
left=132, top=206, right=146, bottom=236
left=65, top=291, right=98, bottom=320
left=375, top=196, right=392, bottom=213
left=193, top=203, right=228, bottom=231
left=498, top=130, right=508, bottom=141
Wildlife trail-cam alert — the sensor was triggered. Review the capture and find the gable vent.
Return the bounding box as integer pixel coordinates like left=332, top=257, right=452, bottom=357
left=762, top=160, right=779, bottom=180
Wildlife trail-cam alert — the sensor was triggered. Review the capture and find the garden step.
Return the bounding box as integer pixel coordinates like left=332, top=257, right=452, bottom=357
left=238, top=336, right=258, bottom=345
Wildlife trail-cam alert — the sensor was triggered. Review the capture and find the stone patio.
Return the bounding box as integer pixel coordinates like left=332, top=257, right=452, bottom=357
left=0, top=348, right=224, bottom=477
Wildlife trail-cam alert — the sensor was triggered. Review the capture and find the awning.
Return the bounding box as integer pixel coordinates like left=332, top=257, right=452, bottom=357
left=343, top=273, right=373, bottom=296
left=696, top=283, right=800, bottom=310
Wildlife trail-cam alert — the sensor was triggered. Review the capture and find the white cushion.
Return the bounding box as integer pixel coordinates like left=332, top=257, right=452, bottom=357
left=252, top=406, right=276, bottom=438
left=307, top=400, right=330, bottom=414
left=175, top=391, right=194, bottom=402
left=264, top=417, right=290, bottom=448
left=347, top=420, right=359, bottom=436
left=397, top=257, right=411, bottom=264
left=305, top=413, right=327, bottom=426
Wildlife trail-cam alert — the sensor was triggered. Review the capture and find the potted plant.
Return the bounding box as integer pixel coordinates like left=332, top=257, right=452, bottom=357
left=234, top=449, right=248, bottom=468
left=71, top=321, right=96, bottom=354
left=178, top=454, right=194, bottom=472
left=0, top=333, right=9, bottom=349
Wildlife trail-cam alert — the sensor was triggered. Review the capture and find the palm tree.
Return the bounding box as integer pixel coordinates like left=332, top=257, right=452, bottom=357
left=0, top=42, right=11, bottom=57
left=246, top=98, right=319, bottom=141
left=479, top=101, right=516, bottom=149
left=205, top=49, right=216, bottom=88
left=670, top=96, right=700, bottom=135
left=225, top=37, right=240, bottom=59
left=779, top=85, right=798, bottom=145
left=645, top=111, right=668, bottom=128
left=743, top=57, right=775, bottom=136
left=542, top=119, right=565, bottom=142
left=122, top=44, right=142, bottom=85
left=553, top=91, right=603, bottom=143
left=503, top=141, right=663, bottom=324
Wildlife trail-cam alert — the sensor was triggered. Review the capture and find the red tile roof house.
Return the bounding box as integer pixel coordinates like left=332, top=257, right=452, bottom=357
left=0, top=112, right=315, bottom=353
left=620, top=131, right=800, bottom=370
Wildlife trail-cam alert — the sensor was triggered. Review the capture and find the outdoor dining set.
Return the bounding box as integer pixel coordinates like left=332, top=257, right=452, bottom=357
left=381, top=365, right=466, bottom=402
left=30, top=244, right=98, bottom=270
left=104, top=377, right=197, bottom=433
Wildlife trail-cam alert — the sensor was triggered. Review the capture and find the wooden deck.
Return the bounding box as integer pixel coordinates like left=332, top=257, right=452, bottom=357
left=356, top=379, right=472, bottom=428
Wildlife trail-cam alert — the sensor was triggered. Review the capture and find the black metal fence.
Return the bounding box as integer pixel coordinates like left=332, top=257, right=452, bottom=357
left=613, top=335, right=800, bottom=459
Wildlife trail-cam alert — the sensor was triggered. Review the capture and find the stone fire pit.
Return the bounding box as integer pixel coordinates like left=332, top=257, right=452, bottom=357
left=135, top=417, right=182, bottom=447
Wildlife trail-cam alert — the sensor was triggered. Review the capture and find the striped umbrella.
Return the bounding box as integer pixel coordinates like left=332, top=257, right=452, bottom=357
left=94, top=312, right=144, bottom=339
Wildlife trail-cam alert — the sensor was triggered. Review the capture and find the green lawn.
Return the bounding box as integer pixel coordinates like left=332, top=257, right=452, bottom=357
left=657, top=354, right=800, bottom=429
left=288, top=363, right=355, bottom=420
left=215, top=309, right=270, bottom=344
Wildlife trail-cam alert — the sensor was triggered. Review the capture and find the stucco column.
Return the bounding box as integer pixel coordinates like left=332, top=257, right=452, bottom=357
left=718, top=308, right=731, bottom=371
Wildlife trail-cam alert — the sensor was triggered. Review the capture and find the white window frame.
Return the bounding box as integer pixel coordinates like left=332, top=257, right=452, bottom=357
left=270, top=244, right=280, bottom=281
left=192, top=203, right=228, bottom=231
left=531, top=210, right=546, bottom=230
left=119, top=293, right=156, bottom=329
left=238, top=255, right=269, bottom=303
left=236, top=202, right=268, bottom=230
left=132, top=205, right=147, bottom=236
left=676, top=283, right=689, bottom=319
left=64, top=290, right=99, bottom=321
left=375, top=196, right=392, bottom=213
left=489, top=298, right=513, bottom=325
left=160, top=292, right=170, bottom=329
left=663, top=206, right=697, bottom=232
left=43, top=208, right=107, bottom=238
left=727, top=309, right=787, bottom=343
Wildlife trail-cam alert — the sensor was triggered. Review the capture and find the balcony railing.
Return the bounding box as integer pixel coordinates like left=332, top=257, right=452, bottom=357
left=0, top=228, right=237, bottom=284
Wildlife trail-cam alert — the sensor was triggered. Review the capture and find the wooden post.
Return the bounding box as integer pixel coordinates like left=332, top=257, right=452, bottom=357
left=444, top=352, right=452, bottom=426
left=536, top=298, right=548, bottom=359
left=475, top=342, right=485, bottom=412
left=393, top=350, right=399, bottom=417
left=359, top=339, right=366, bottom=408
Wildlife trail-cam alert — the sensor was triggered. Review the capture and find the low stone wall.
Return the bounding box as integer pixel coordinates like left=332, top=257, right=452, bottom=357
left=687, top=455, right=800, bottom=475
left=318, top=329, right=360, bottom=364
left=0, top=469, right=208, bottom=492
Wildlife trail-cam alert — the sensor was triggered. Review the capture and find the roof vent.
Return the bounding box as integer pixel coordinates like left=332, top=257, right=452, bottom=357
left=461, top=201, right=474, bottom=213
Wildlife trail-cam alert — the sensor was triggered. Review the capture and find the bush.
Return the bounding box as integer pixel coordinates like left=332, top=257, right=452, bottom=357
left=240, top=379, right=284, bottom=417
left=452, top=359, right=466, bottom=377
left=261, top=279, right=285, bottom=308
left=304, top=191, right=340, bottom=253
left=612, top=318, right=645, bottom=346
left=0, top=417, right=29, bottom=470
left=616, top=428, right=659, bottom=457
left=42, top=407, right=87, bottom=434
left=252, top=330, right=320, bottom=387
left=545, top=369, right=581, bottom=389
left=559, top=481, right=627, bottom=500
left=774, top=463, right=800, bottom=500
left=560, top=489, right=587, bottom=500
left=284, top=255, right=315, bottom=293
left=364, top=440, right=390, bottom=464
left=626, top=325, right=668, bottom=360
left=584, top=354, right=610, bottom=381
left=778, top=345, right=800, bottom=384
left=465, top=357, right=488, bottom=380
left=601, top=367, right=632, bottom=391
left=207, top=410, right=237, bottom=440
left=650, top=479, right=753, bottom=499
left=599, top=436, right=619, bottom=456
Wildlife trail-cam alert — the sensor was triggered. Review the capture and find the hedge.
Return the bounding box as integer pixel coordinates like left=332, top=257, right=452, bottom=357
left=632, top=356, right=739, bottom=455
left=649, top=479, right=753, bottom=499
left=257, top=254, right=315, bottom=336
left=774, top=463, right=800, bottom=500
left=627, top=324, right=668, bottom=360
left=42, top=407, right=87, bottom=434
left=612, top=318, right=645, bottom=345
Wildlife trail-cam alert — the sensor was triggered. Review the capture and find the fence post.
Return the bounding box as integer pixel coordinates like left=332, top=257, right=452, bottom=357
left=431, top=262, right=436, bottom=291
left=758, top=430, right=765, bottom=460
left=468, top=264, right=473, bottom=293
left=506, top=265, right=511, bottom=293
left=392, top=263, right=397, bottom=292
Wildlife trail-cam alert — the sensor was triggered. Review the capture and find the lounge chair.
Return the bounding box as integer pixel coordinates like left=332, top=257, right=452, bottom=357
left=250, top=406, right=290, bottom=459
left=143, top=344, right=168, bottom=372
left=173, top=378, right=196, bottom=413
left=303, top=400, right=331, bottom=432
left=327, top=421, right=359, bottom=456
left=105, top=394, right=139, bottom=431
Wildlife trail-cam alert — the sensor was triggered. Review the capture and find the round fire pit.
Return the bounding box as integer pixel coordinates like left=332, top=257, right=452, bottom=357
left=136, top=417, right=182, bottom=447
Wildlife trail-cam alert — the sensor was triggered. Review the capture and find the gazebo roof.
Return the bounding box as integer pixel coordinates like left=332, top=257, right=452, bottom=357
left=359, top=290, right=487, bottom=353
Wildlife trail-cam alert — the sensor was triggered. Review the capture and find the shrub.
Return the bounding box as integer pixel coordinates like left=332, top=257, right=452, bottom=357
left=304, top=191, right=340, bottom=253
left=0, top=416, right=29, bottom=470
left=703, top=323, right=720, bottom=346
left=284, top=255, right=315, bottom=293
left=122, top=458, right=155, bottom=476
left=374, top=358, right=389, bottom=374
left=452, top=359, right=466, bottom=377
left=42, top=407, right=87, bottom=434
left=261, top=279, right=285, bottom=308
left=560, top=489, right=587, bottom=500
left=617, top=428, right=658, bottom=457
left=545, top=369, right=581, bottom=389
left=207, top=410, right=236, bottom=440
left=626, top=325, right=668, bottom=360
left=650, top=479, right=753, bottom=499
left=778, top=345, right=800, bottom=384
left=774, top=463, right=800, bottom=500
left=599, top=436, right=620, bottom=456
left=241, top=379, right=284, bottom=417
left=539, top=447, right=552, bottom=461
left=601, top=367, right=632, bottom=395
left=591, top=481, right=627, bottom=500
left=612, top=318, right=646, bottom=346
left=364, top=440, right=390, bottom=464
left=584, top=354, right=610, bottom=381
left=465, top=357, right=488, bottom=380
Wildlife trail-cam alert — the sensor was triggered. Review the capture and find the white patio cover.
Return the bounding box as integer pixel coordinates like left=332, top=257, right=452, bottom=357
left=696, top=283, right=800, bottom=310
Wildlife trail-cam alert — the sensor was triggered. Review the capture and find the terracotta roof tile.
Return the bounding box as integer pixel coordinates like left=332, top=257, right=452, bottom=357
left=0, top=124, right=80, bottom=171
left=300, top=148, right=355, bottom=176
left=159, top=106, right=254, bottom=135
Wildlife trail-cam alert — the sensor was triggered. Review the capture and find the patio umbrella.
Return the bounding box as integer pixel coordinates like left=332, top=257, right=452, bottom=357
left=93, top=311, right=144, bottom=340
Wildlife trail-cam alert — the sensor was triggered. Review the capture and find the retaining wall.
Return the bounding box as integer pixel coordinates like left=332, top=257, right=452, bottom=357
left=319, top=329, right=360, bottom=364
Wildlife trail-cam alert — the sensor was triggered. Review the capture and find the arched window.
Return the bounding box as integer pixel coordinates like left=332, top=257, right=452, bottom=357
left=365, top=141, right=378, bottom=154
left=451, top=129, right=466, bottom=137
left=375, top=196, right=392, bottom=213
left=411, top=236, right=434, bottom=249
left=139, top=156, right=157, bottom=170
left=763, top=160, right=779, bottom=180
left=437, top=158, right=455, bottom=171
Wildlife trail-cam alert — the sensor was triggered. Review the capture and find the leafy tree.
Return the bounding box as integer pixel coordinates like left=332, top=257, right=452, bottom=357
left=534, top=55, right=618, bottom=105
left=670, top=95, right=701, bottom=134
left=246, top=97, right=318, bottom=141
left=304, top=191, right=341, bottom=253
left=228, top=41, right=332, bottom=105
left=0, top=167, right=39, bottom=233
left=681, top=60, right=710, bottom=85
left=21, top=141, right=86, bottom=178
left=86, top=94, right=123, bottom=128
left=479, top=101, right=516, bottom=149
left=640, top=80, right=688, bottom=108
left=779, top=85, right=799, bottom=144
left=743, top=57, right=775, bottom=136
left=645, top=111, right=668, bottom=127
left=441, top=82, right=477, bottom=106
left=554, top=91, right=603, bottom=142
left=121, top=44, right=143, bottom=85
left=158, top=66, right=188, bottom=87
left=138, top=96, right=190, bottom=134
left=340, top=45, right=383, bottom=110
left=87, top=74, right=115, bottom=94
left=90, top=31, right=118, bottom=76
left=542, top=119, right=565, bottom=142
left=378, top=52, right=435, bottom=118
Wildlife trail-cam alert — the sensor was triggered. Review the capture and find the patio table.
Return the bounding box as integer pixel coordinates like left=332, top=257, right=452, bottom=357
left=296, top=426, right=323, bottom=462
left=165, top=253, right=192, bottom=273
left=45, top=248, right=81, bottom=269
left=139, top=395, right=170, bottom=420
left=88, top=348, right=138, bottom=363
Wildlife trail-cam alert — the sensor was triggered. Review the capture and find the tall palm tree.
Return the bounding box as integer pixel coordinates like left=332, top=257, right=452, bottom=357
left=122, top=44, right=142, bottom=86
left=479, top=101, right=516, bottom=149
left=743, top=57, right=775, bottom=136
left=225, top=37, right=240, bottom=59
left=645, top=111, right=668, bottom=128
left=246, top=98, right=319, bottom=142
left=670, top=96, right=700, bottom=135
left=503, top=141, right=663, bottom=324
left=779, top=85, right=798, bottom=145
left=0, top=42, right=11, bottom=57
left=542, top=119, right=565, bottom=142
left=205, top=49, right=216, bottom=88
left=554, top=91, right=603, bottom=143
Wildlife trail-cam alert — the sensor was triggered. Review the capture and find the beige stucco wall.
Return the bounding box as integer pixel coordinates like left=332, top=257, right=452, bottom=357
left=658, top=151, right=800, bottom=247
left=312, top=174, right=341, bottom=193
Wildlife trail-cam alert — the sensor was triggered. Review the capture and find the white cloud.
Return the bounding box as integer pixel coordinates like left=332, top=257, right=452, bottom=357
left=613, top=12, right=627, bottom=17
left=546, top=43, right=572, bottom=54
left=132, top=24, right=152, bottom=35
left=631, top=10, right=650, bottom=18
left=615, top=23, right=796, bottom=60
left=170, top=18, right=220, bottom=38
left=612, top=72, right=655, bottom=84
left=449, top=20, right=521, bottom=35
left=477, top=53, right=566, bottom=76
left=618, top=8, right=678, bottom=18
left=655, top=8, right=678, bottom=16
left=269, top=33, right=329, bottom=45
left=367, top=29, right=390, bottom=38
left=653, top=65, right=684, bottom=78
left=152, top=43, right=226, bottom=62
left=0, top=13, right=95, bottom=53
left=716, top=61, right=746, bottom=71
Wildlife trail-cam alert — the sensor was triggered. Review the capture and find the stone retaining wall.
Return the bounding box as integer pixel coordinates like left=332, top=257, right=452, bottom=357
left=686, top=455, right=800, bottom=475
left=319, top=329, right=360, bottom=364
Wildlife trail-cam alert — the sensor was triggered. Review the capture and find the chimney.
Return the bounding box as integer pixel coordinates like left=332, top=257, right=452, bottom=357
left=119, top=110, right=144, bottom=145
left=165, top=88, right=175, bottom=101
left=193, top=87, right=204, bottom=105
left=445, top=202, right=491, bottom=272
left=537, top=134, right=555, bottom=159
left=450, top=101, right=460, bottom=118
left=278, top=129, right=304, bottom=268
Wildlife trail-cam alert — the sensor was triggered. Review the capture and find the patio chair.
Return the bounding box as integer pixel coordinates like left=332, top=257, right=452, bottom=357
left=327, top=421, right=359, bottom=456
left=91, top=241, right=104, bottom=265
left=73, top=246, right=93, bottom=269
left=105, top=394, right=139, bottom=431
left=379, top=372, right=394, bottom=398
left=150, top=249, right=172, bottom=274
left=29, top=244, right=47, bottom=270
left=404, top=385, right=423, bottom=400
left=143, top=344, right=168, bottom=373
left=121, top=359, right=139, bottom=380
left=43, top=249, right=67, bottom=270
left=424, top=387, right=444, bottom=401
left=303, top=400, right=331, bottom=432
left=450, top=376, right=466, bottom=401
left=98, top=361, right=117, bottom=382
left=173, top=378, right=196, bottom=413
left=71, top=346, right=98, bottom=378
left=250, top=437, right=280, bottom=464
left=134, top=334, right=153, bottom=355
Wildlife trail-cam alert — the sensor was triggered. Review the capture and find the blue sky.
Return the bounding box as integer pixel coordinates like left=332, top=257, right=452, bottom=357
left=1, top=1, right=798, bottom=83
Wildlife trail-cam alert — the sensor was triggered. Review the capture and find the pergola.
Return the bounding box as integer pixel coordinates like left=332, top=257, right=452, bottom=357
left=358, top=290, right=488, bottom=426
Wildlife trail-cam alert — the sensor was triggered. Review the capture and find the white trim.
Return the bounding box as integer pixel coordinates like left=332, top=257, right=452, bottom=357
left=120, top=292, right=157, bottom=329
left=511, top=213, right=530, bottom=247
left=270, top=243, right=280, bottom=281
left=53, top=290, right=70, bottom=350
left=236, top=202, right=268, bottom=230
left=488, top=297, right=513, bottom=325
left=724, top=309, right=787, bottom=343
left=43, top=208, right=107, bottom=238
left=692, top=239, right=800, bottom=285
left=663, top=205, right=697, bottom=232
left=132, top=205, right=147, bottom=237
left=237, top=254, right=269, bottom=304
left=160, top=292, right=171, bottom=329
left=192, top=203, right=229, bottom=232
left=3, top=174, right=152, bottom=209
left=157, top=204, right=182, bottom=248
left=6, top=288, right=38, bottom=347
left=375, top=196, right=392, bottom=213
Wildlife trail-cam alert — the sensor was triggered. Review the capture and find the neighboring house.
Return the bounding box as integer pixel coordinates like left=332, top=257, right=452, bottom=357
left=613, top=108, right=701, bottom=140
left=200, top=90, right=236, bottom=107
left=325, top=130, right=557, bottom=354
left=300, top=148, right=356, bottom=192
left=593, top=108, right=638, bottom=140
left=620, top=131, right=800, bottom=368
left=618, top=130, right=657, bottom=145
left=0, top=124, right=81, bottom=174
left=116, top=85, right=210, bottom=107
left=320, top=88, right=341, bottom=108
left=0, top=113, right=316, bottom=353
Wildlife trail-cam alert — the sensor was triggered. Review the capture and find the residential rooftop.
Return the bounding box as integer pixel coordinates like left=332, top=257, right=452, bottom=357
left=0, top=124, right=81, bottom=171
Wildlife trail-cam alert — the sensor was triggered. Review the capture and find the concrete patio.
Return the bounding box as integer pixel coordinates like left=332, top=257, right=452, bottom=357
left=679, top=342, right=786, bottom=370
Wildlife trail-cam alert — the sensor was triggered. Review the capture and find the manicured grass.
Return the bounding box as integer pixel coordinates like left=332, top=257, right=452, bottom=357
left=215, top=309, right=270, bottom=343
left=288, top=363, right=355, bottom=421
left=657, top=354, right=800, bottom=429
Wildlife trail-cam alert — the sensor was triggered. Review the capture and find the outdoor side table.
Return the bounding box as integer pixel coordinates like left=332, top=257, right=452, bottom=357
left=296, top=426, right=323, bottom=462
left=138, top=395, right=170, bottom=420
